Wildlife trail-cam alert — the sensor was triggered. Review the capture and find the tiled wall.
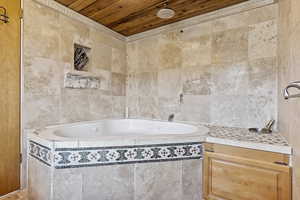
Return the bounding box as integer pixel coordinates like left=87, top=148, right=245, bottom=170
left=28, top=158, right=202, bottom=200
left=126, top=4, right=278, bottom=129
left=28, top=138, right=203, bottom=200
left=22, top=0, right=126, bottom=187
left=278, top=0, right=300, bottom=199
left=23, top=0, right=127, bottom=130
left=22, top=0, right=281, bottom=192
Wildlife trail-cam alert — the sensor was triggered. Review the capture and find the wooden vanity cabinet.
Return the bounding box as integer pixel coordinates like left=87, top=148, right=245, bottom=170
left=203, top=143, right=292, bottom=200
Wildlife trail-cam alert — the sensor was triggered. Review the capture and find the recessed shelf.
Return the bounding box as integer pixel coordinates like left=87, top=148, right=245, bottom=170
left=64, top=73, right=100, bottom=89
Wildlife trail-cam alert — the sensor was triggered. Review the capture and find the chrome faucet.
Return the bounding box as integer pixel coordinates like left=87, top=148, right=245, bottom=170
left=284, top=81, right=300, bottom=99
left=168, top=114, right=175, bottom=122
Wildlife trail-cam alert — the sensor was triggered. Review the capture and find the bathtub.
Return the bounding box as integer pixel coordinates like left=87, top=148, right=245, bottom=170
left=27, top=119, right=208, bottom=200
left=38, top=118, right=207, bottom=140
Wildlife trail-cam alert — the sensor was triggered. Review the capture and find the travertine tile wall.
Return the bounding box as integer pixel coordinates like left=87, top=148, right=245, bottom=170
left=22, top=0, right=281, bottom=192
left=28, top=159, right=202, bottom=200
left=23, top=0, right=127, bottom=130
left=28, top=158, right=51, bottom=200
left=22, top=0, right=126, bottom=187
left=278, top=0, right=300, bottom=198
left=126, top=4, right=278, bottom=129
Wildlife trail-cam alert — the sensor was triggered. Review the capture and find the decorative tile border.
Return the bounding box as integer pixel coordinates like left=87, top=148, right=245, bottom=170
left=28, top=140, right=52, bottom=166
left=54, top=142, right=203, bottom=169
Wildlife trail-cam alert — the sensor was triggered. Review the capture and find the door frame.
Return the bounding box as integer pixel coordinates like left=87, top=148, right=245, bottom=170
left=20, top=0, right=25, bottom=190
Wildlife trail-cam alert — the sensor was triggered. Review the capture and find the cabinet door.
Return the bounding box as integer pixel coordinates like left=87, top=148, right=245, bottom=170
left=203, top=151, right=291, bottom=200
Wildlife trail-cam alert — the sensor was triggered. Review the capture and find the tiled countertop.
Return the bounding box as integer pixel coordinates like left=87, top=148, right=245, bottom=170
left=203, top=124, right=291, bottom=155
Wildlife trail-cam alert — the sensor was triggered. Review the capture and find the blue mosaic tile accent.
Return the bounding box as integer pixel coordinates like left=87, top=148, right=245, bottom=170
left=28, top=140, right=52, bottom=166
left=54, top=142, right=203, bottom=169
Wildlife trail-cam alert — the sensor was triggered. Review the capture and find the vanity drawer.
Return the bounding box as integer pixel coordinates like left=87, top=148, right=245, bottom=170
left=204, top=143, right=290, bottom=165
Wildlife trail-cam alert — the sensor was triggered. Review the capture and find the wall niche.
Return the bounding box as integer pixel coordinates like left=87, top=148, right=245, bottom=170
left=63, top=43, right=100, bottom=89
left=74, top=44, right=90, bottom=71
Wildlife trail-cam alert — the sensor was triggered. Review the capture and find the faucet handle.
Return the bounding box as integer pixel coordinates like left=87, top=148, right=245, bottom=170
left=265, top=119, right=275, bottom=130
left=260, top=120, right=275, bottom=134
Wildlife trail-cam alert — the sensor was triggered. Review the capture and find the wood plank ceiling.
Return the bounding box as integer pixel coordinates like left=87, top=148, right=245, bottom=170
left=55, top=0, right=249, bottom=36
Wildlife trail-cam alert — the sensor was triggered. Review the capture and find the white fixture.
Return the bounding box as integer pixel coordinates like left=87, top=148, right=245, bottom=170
left=37, top=119, right=207, bottom=140
left=157, top=8, right=175, bottom=19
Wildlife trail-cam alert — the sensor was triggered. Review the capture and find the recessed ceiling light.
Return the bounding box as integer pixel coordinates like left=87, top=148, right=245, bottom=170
left=156, top=1, right=175, bottom=19
left=157, top=8, right=175, bottom=19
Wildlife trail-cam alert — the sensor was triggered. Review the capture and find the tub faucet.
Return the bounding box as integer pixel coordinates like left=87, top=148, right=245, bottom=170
left=168, top=114, right=175, bottom=122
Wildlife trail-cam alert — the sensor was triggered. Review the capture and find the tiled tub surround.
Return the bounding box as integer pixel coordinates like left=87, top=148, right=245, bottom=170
left=27, top=119, right=206, bottom=200
left=22, top=0, right=127, bottom=187
left=28, top=156, right=202, bottom=200
left=21, top=1, right=284, bottom=197
left=29, top=141, right=203, bottom=169
left=126, top=4, right=279, bottom=129
left=27, top=119, right=291, bottom=200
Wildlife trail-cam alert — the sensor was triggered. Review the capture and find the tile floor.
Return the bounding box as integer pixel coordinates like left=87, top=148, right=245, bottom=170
left=0, top=191, right=27, bottom=200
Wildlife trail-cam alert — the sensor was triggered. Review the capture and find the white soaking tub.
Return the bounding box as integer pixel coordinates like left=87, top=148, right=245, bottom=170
left=28, top=119, right=208, bottom=200
left=39, top=119, right=207, bottom=140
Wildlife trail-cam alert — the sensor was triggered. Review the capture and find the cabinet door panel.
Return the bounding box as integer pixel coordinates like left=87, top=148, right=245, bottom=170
left=211, top=159, right=279, bottom=200
left=204, top=151, right=291, bottom=200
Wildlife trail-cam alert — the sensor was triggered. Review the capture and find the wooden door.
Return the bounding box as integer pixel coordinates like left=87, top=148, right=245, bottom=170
left=0, top=0, right=21, bottom=196
left=203, top=144, right=292, bottom=200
